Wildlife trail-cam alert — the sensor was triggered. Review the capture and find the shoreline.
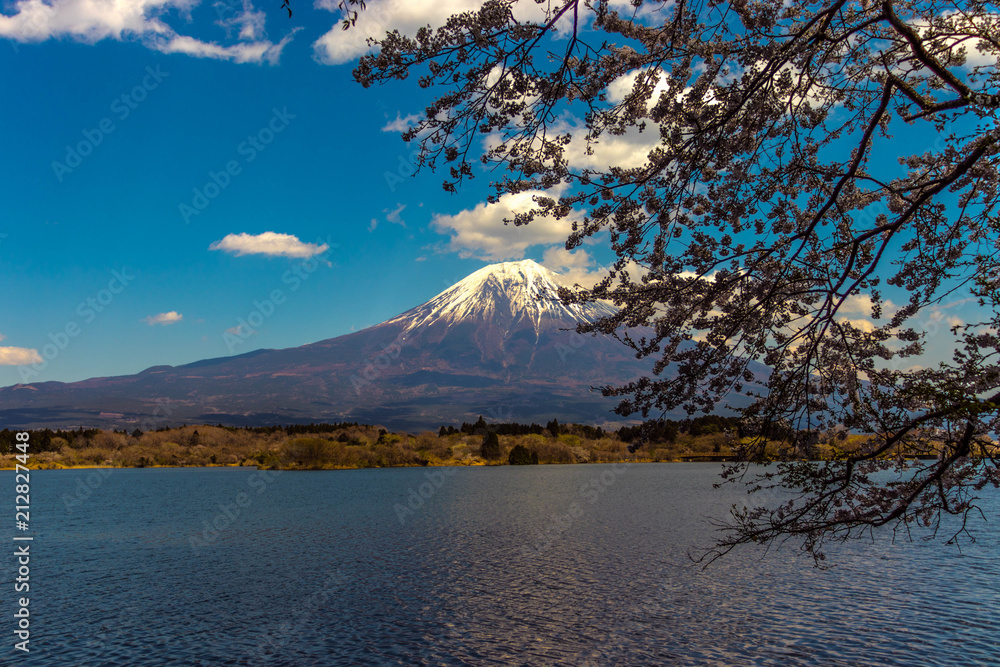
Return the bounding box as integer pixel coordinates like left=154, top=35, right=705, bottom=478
left=0, top=455, right=948, bottom=472
left=5, top=422, right=953, bottom=471
left=0, top=458, right=703, bottom=471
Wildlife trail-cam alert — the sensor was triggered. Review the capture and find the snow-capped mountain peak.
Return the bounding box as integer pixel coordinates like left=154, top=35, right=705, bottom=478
left=385, top=259, right=617, bottom=334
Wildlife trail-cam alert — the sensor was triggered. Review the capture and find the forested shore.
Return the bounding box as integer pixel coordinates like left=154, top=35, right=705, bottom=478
left=0, top=416, right=949, bottom=470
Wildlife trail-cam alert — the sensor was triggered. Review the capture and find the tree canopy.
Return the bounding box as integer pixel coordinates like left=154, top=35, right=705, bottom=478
left=343, top=0, right=1000, bottom=561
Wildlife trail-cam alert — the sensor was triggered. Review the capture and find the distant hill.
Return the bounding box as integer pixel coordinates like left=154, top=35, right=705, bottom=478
left=0, top=260, right=769, bottom=431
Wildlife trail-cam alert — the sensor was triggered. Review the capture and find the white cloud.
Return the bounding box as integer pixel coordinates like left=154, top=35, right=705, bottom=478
left=312, top=0, right=555, bottom=65
left=606, top=67, right=671, bottom=106
left=313, top=0, right=469, bottom=65
left=835, top=293, right=904, bottom=335
left=0, top=347, right=42, bottom=365
left=918, top=12, right=1000, bottom=69
left=216, top=0, right=264, bottom=40
left=0, top=0, right=295, bottom=64
left=157, top=30, right=297, bottom=64
left=144, top=311, right=183, bottom=325
left=563, top=119, right=662, bottom=171
left=431, top=189, right=582, bottom=261
left=542, top=246, right=592, bottom=271
left=914, top=299, right=974, bottom=333
left=209, top=232, right=329, bottom=258
left=839, top=293, right=898, bottom=318
left=538, top=247, right=651, bottom=297
left=369, top=203, right=407, bottom=232
left=840, top=293, right=876, bottom=315
left=0, top=333, right=5, bottom=342
left=776, top=63, right=832, bottom=109
left=0, top=0, right=173, bottom=43
left=481, top=116, right=660, bottom=174
left=836, top=294, right=977, bottom=346
left=382, top=113, right=421, bottom=133
left=541, top=247, right=608, bottom=288
left=923, top=307, right=965, bottom=330
left=837, top=317, right=877, bottom=333
left=574, top=124, right=661, bottom=171
left=577, top=66, right=726, bottom=170
left=384, top=203, right=406, bottom=227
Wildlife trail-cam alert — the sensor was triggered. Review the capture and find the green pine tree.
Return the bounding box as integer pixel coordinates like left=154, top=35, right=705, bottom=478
left=480, top=430, right=501, bottom=460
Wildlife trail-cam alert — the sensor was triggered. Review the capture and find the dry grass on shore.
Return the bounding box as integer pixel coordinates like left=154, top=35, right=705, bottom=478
left=2, top=421, right=962, bottom=471
left=0, top=422, right=744, bottom=470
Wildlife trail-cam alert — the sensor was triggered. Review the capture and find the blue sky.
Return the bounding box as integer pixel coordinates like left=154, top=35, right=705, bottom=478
left=0, top=0, right=988, bottom=386
left=0, top=0, right=617, bottom=385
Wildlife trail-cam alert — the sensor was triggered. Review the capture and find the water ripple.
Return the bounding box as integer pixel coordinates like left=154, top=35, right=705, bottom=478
left=3, top=465, right=997, bottom=665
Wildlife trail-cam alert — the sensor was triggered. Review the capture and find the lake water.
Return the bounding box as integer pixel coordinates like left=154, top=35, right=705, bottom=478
left=3, top=464, right=998, bottom=665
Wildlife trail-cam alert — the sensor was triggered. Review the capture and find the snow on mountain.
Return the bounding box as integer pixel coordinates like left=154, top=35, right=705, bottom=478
left=0, top=259, right=677, bottom=431
left=384, top=259, right=617, bottom=335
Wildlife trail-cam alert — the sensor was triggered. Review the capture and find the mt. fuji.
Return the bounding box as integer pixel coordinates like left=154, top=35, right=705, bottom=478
left=378, top=260, right=623, bottom=375
left=0, top=260, right=762, bottom=431
left=386, top=260, right=618, bottom=335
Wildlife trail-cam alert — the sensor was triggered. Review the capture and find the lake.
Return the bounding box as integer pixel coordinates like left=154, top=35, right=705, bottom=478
left=3, top=463, right=998, bottom=665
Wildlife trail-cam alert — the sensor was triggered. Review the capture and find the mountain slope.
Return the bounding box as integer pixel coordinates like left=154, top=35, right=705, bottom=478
left=0, top=260, right=768, bottom=430
left=385, top=260, right=618, bottom=335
